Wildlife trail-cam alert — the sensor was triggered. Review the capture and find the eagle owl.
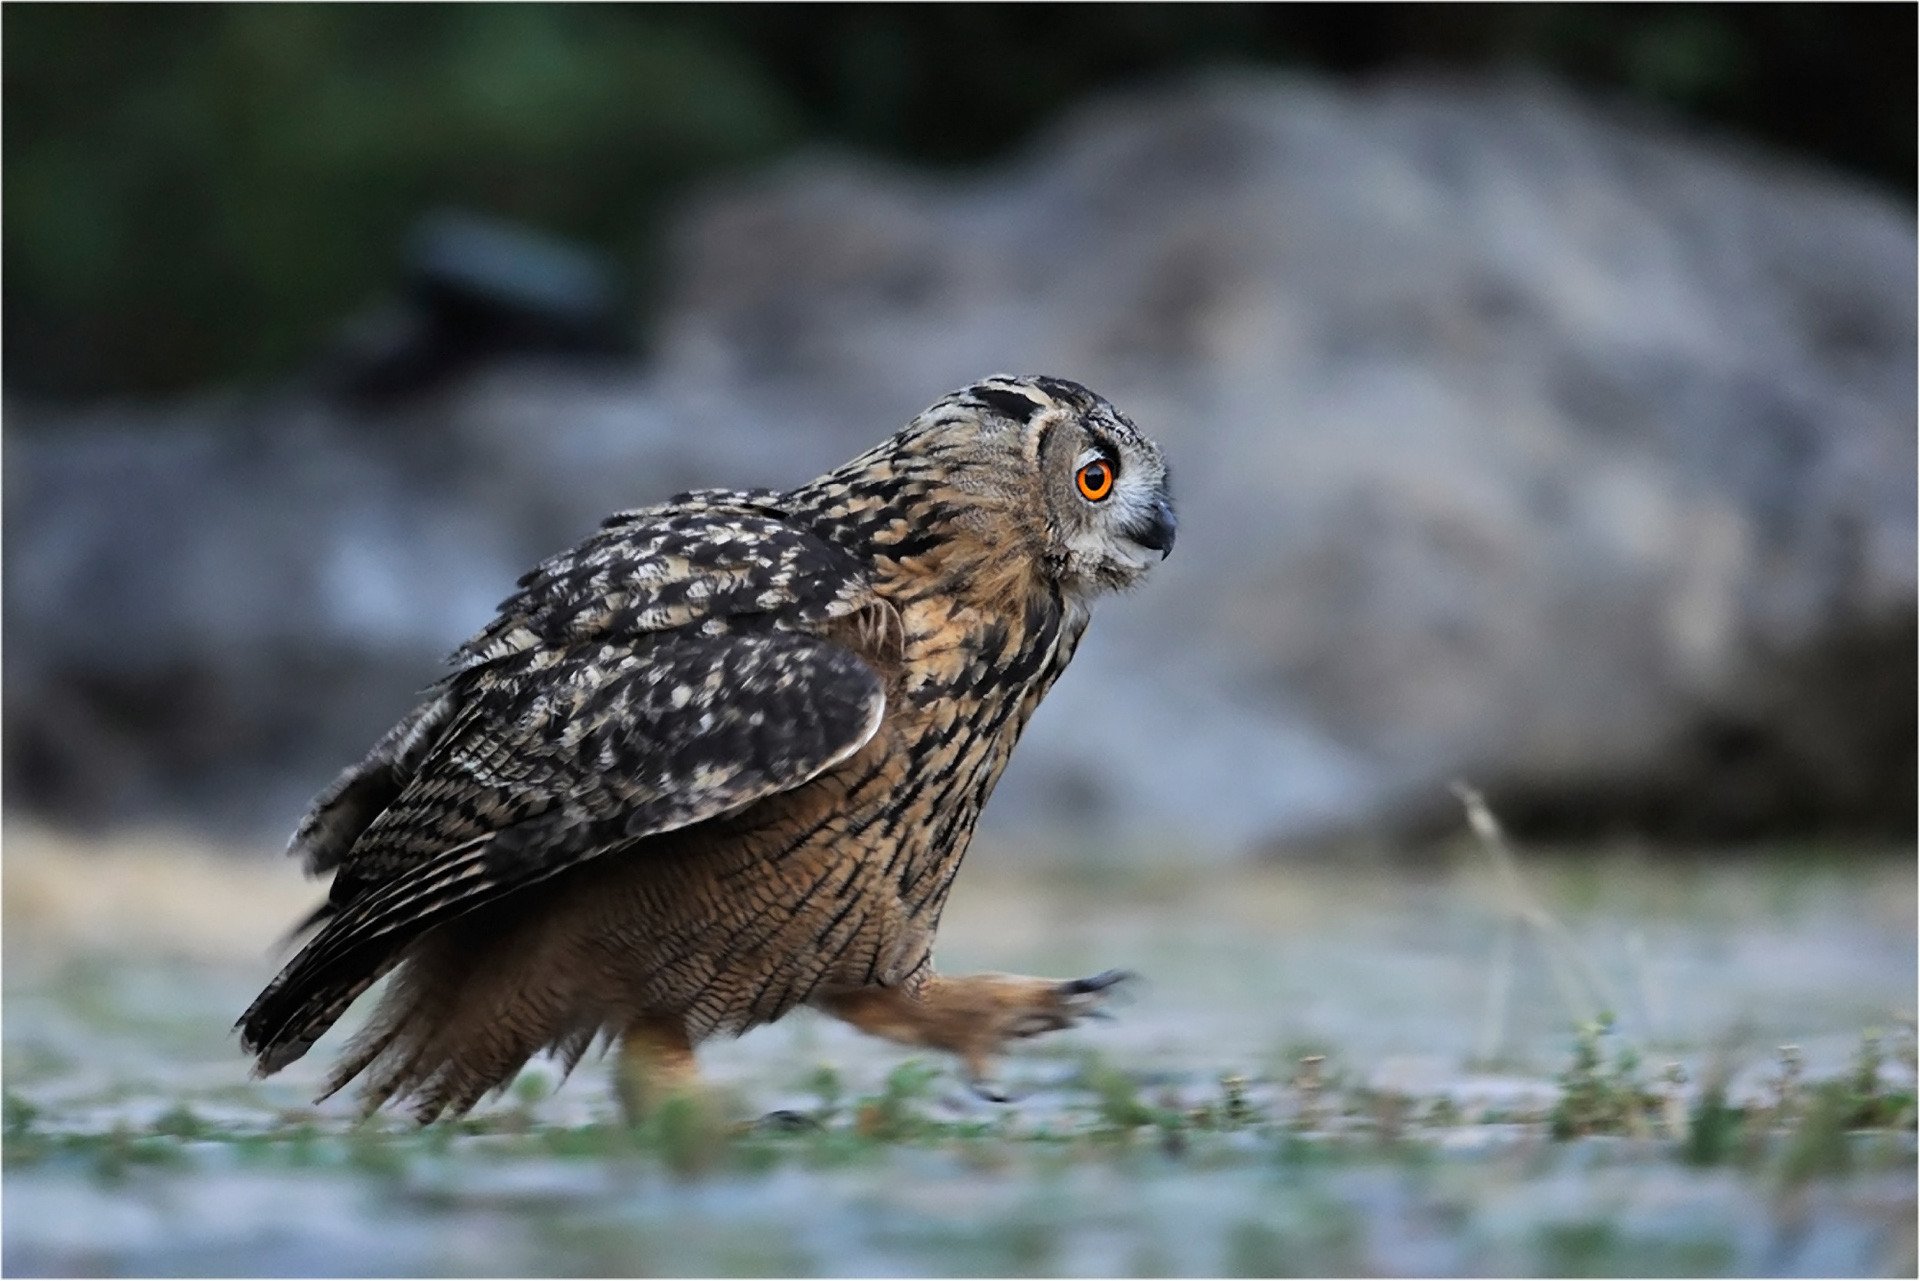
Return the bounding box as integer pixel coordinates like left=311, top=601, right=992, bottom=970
left=239, top=374, right=1176, bottom=1122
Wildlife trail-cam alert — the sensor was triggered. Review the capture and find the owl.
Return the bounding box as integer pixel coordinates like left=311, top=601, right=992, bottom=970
left=238, top=374, right=1176, bottom=1122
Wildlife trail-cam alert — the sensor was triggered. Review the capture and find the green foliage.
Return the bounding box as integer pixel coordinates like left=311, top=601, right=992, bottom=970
left=803, top=1062, right=844, bottom=1123
left=1533, top=1218, right=1737, bottom=1278
left=3, top=1091, right=40, bottom=1138
left=5, top=5, right=801, bottom=394
left=1682, top=1072, right=1741, bottom=1166
left=1543, top=1019, right=1919, bottom=1170
left=850, top=1058, right=940, bottom=1139
left=1185, top=1071, right=1262, bottom=1132
left=5, top=5, right=1911, bottom=396
left=1087, top=1062, right=1159, bottom=1132
left=1778, top=1081, right=1860, bottom=1184
left=5, top=1024, right=1913, bottom=1207
left=644, top=1091, right=731, bottom=1179
left=510, top=1066, right=553, bottom=1107
left=1841, top=1027, right=1917, bottom=1131
left=1549, top=1015, right=1660, bottom=1139
left=151, top=1102, right=207, bottom=1140
left=88, top=1124, right=190, bottom=1184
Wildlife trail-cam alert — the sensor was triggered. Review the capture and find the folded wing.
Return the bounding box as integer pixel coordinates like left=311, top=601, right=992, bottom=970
left=241, top=498, right=892, bottom=1073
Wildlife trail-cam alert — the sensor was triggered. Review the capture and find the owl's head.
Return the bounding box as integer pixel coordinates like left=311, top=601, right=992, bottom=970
left=925, top=374, right=1176, bottom=595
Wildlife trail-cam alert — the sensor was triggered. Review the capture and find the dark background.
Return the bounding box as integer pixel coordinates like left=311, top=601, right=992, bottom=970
left=7, top=3, right=1914, bottom=400
left=3, top=3, right=1914, bottom=852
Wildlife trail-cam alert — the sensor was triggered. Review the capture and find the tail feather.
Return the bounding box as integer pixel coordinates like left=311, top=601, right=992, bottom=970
left=240, top=961, right=393, bottom=1077
left=244, top=869, right=603, bottom=1120
left=242, top=693, right=461, bottom=1073
left=317, top=1024, right=404, bottom=1106
left=271, top=899, right=338, bottom=956
left=554, top=1025, right=603, bottom=1081
left=289, top=693, right=456, bottom=875
left=237, top=821, right=556, bottom=1068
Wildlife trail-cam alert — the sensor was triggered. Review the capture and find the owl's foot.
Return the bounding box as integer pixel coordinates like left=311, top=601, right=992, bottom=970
left=814, top=968, right=1138, bottom=1101
left=960, top=969, right=1137, bottom=1100
left=614, top=1017, right=703, bottom=1125
left=1002, top=969, right=1135, bottom=1037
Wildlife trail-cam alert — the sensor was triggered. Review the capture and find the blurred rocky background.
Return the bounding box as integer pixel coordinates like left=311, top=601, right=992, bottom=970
left=5, top=5, right=1914, bottom=857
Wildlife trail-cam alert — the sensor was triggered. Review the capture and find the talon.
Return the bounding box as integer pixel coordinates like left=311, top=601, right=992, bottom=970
left=1061, top=968, right=1136, bottom=997
left=963, top=1050, right=1013, bottom=1103
left=969, top=1078, right=1012, bottom=1104
left=1057, top=970, right=1139, bottom=1018
left=1008, top=1011, right=1071, bottom=1038
left=754, top=1109, right=822, bottom=1133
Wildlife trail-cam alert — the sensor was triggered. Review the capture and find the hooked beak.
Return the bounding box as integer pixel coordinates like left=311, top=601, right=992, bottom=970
left=1126, top=496, right=1177, bottom=560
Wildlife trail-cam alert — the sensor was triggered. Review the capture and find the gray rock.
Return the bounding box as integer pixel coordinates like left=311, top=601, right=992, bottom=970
left=5, top=74, right=1913, bottom=852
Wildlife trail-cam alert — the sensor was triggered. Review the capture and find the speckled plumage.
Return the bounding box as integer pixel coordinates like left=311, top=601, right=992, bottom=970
left=239, top=375, right=1175, bottom=1121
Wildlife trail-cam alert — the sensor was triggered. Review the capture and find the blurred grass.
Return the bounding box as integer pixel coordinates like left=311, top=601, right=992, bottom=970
left=2, top=825, right=1913, bottom=1274
left=3, top=1036, right=1912, bottom=1276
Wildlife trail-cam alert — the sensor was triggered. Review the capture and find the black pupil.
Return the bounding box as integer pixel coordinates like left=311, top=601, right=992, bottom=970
left=1086, top=463, right=1108, bottom=489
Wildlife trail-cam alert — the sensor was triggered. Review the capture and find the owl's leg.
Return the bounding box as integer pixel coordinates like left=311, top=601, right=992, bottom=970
left=614, top=1016, right=701, bottom=1123
left=814, top=969, right=1134, bottom=1100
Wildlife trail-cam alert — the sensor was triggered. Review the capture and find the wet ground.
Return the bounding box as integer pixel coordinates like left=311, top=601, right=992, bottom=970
left=4, top=826, right=1914, bottom=1276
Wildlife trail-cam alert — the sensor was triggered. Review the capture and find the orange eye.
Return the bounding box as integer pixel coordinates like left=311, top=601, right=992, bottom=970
left=1076, top=458, right=1115, bottom=502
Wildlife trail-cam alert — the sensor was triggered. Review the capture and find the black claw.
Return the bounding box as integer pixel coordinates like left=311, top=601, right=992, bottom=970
left=969, top=1079, right=1011, bottom=1104
left=1063, top=968, right=1137, bottom=996
left=755, top=1109, right=823, bottom=1133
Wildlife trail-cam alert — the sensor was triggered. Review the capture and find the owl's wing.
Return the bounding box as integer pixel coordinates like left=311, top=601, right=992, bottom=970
left=242, top=500, right=893, bottom=1070
left=288, top=495, right=875, bottom=877
left=339, top=628, right=886, bottom=903
left=447, top=493, right=872, bottom=677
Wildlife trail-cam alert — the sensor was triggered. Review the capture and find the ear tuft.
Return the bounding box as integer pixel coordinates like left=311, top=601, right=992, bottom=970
left=974, top=387, right=1045, bottom=424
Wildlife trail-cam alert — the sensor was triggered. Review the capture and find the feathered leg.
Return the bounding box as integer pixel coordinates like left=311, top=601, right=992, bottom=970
left=814, top=969, right=1133, bottom=1099
left=615, top=1015, right=701, bottom=1123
